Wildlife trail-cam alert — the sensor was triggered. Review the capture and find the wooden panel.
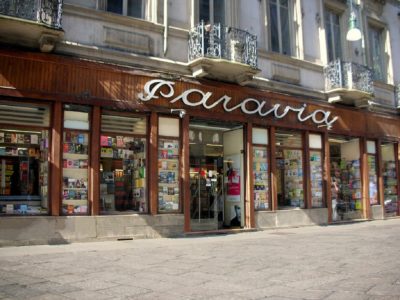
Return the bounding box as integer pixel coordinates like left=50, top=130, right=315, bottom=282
left=324, top=132, right=332, bottom=223
left=360, top=138, right=370, bottom=219
left=50, top=102, right=62, bottom=216
left=270, top=127, right=277, bottom=211
left=90, top=106, right=101, bottom=215
left=304, top=132, right=311, bottom=209
left=182, top=114, right=190, bottom=231
left=246, top=123, right=255, bottom=228
left=149, top=111, right=158, bottom=215
left=0, top=49, right=399, bottom=140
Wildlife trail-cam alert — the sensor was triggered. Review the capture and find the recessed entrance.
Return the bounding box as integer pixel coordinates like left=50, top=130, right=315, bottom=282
left=189, top=119, right=244, bottom=231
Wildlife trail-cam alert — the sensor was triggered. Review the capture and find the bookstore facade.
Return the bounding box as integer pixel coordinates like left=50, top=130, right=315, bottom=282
left=0, top=49, right=399, bottom=244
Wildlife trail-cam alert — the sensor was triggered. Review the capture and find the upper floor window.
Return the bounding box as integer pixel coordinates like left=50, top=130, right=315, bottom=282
left=199, top=0, right=225, bottom=24
left=325, top=8, right=342, bottom=62
left=368, top=25, right=385, bottom=82
left=267, top=0, right=292, bottom=55
left=106, top=0, right=144, bottom=19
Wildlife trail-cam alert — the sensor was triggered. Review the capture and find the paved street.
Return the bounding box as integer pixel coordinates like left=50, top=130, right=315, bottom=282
left=1, top=219, right=400, bottom=299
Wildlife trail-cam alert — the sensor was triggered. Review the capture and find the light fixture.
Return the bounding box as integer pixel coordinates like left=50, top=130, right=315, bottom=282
left=346, top=1, right=362, bottom=42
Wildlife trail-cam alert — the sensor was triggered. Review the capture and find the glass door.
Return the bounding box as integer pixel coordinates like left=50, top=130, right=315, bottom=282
left=189, top=119, right=243, bottom=231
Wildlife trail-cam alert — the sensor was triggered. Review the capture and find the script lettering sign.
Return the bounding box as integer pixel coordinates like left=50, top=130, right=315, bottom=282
left=139, top=79, right=338, bottom=129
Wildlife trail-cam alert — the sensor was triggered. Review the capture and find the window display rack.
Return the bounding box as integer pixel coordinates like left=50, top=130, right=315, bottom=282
left=310, top=151, right=323, bottom=208
left=253, top=147, right=269, bottom=210
left=62, top=131, right=89, bottom=215
left=158, top=139, right=179, bottom=211
left=383, top=160, right=398, bottom=216
left=283, top=149, right=304, bottom=208
left=100, top=135, right=147, bottom=212
left=0, top=129, right=48, bottom=215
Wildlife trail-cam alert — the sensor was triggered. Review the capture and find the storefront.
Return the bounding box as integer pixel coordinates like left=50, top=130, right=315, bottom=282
left=0, top=49, right=399, bottom=244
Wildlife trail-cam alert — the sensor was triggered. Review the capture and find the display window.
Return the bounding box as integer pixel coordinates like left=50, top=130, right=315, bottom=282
left=99, top=113, right=147, bottom=213
left=62, top=105, right=90, bottom=215
left=0, top=102, right=50, bottom=215
left=158, top=117, right=180, bottom=212
left=276, top=130, right=305, bottom=209
left=381, top=142, right=398, bottom=217
left=367, top=140, right=378, bottom=205
left=309, top=134, right=324, bottom=208
left=252, top=128, right=269, bottom=210
left=329, top=136, right=362, bottom=221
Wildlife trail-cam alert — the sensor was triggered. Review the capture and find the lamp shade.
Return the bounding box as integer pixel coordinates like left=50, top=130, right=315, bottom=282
left=346, top=14, right=362, bottom=41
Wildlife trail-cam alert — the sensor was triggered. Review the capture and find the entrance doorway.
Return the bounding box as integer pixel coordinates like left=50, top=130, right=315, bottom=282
left=189, top=119, right=244, bottom=231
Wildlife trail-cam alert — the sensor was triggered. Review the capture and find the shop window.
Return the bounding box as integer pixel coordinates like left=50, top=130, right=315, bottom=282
left=105, top=0, right=145, bottom=19
left=252, top=128, right=269, bottom=210
left=324, top=7, right=342, bottom=62
left=329, top=136, right=362, bottom=221
left=309, top=134, right=324, bottom=208
left=276, top=130, right=304, bottom=208
left=367, top=140, right=378, bottom=206
left=381, top=142, right=398, bottom=217
left=158, top=117, right=180, bottom=212
left=99, top=114, right=147, bottom=213
left=62, top=105, right=91, bottom=215
left=0, top=103, right=50, bottom=215
left=267, top=0, right=293, bottom=55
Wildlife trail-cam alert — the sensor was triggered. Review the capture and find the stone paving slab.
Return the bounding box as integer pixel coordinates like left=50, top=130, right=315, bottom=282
left=1, top=219, right=400, bottom=299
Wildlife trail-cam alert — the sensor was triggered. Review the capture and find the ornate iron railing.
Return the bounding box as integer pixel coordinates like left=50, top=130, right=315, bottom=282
left=0, top=0, right=63, bottom=29
left=188, top=21, right=258, bottom=68
left=324, top=59, right=373, bottom=94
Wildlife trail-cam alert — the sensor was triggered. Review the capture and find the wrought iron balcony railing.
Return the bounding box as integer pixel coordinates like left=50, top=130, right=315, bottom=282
left=0, top=0, right=62, bottom=29
left=188, top=21, right=258, bottom=69
left=324, top=59, right=374, bottom=94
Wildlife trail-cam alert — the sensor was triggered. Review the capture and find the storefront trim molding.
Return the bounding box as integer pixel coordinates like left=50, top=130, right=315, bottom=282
left=139, top=79, right=339, bottom=129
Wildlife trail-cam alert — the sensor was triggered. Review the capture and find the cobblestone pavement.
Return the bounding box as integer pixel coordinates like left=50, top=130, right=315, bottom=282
left=1, top=219, right=400, bottom=299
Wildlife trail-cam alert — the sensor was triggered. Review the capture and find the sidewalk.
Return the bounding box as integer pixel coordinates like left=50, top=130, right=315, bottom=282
left=1, top=219, right=400, bottom=299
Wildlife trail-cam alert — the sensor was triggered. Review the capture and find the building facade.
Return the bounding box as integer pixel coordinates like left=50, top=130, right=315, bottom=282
left=0, top=0, right=399, bottom=245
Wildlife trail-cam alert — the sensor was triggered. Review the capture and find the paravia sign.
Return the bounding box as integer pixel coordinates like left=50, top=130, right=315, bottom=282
left=139, top=79, right=339, bottom=129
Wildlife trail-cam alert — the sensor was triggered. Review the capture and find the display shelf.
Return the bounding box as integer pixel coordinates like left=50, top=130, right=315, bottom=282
left=383, top=160, right=398, bottom=215
left=283, top=149, right=304, bottom=208
left=253, top=147, right=269, bottom=210
left=62, top=130, right=89, bottom=215
left=310, top=151, right=323, bottom=208
left=158, top=138, right=180, bottom=211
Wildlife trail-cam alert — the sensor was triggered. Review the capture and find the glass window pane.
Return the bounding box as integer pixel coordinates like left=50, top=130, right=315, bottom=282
left=127, top=0, right=143, bottom=18
left=309, top=134, right=322, bottom=149
left=276, top=131, right=302, bottom=148
left=0, top=129, right=49, bottom=215
left=368, top=154, right=378, bottom=205
left=64, top=105, right=90, bottom=130
left=310, top=150, right=324, bottom=208
left=253, top=146, right=269, bottom=210
left=107, top=0, right=123, bottom=14
left=100, top=134, right=147, bottom=213
left=213, top=0, right=225, bottom=24
left=158, top=138, right=180, bottom=212
left=101, top=114, right=146, bottom=135
left=159, top=117, right=180, bottom=137
left=279, top=149, right=304, bottom=208
left=269, top=2, right=280, bottom=52
left=62, top=130, right=89, bottom=215
left=252, top=128, right=268, bottom=145
left=367, top=140, right=376, bottom=154
left=329, top=137, right=362, bottom=221
left=280, top=3, right=291, bottom=55
left=199, top=0, right=210, bottom=23
left=381, top=143, right=398, bottom=216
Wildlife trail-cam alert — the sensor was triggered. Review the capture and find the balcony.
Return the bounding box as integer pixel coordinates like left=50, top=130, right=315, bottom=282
left=0, top=0, right=64, bottom=52
left=324, top=59, right=374, bottom=107
left=188, top=21, right=260, bottom=85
